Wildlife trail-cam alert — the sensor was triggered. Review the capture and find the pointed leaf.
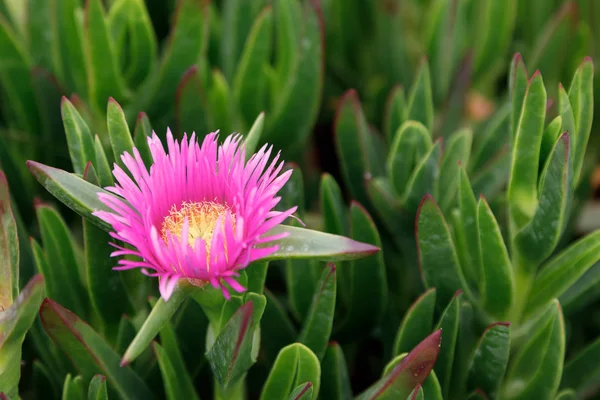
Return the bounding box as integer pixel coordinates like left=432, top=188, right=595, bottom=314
left=320, top=173, right=347, bottom=236
left=40, top=299, right=152, bottom=399
left=406, top=59, right=434, bottom=132
left=107, top=98, right=134, bottom=168
left=61, top=97, right=96, bottom=175
left=470, top=104, right=510, bottom=173
left=402, top=140, right=441, bottom=214
left=507, top=71, right=547, bottom=228
left=555, top=389, right=577, bottom=400
left=356, top=330, right=442, bottom=400
left=434, top=292, right=461, bottom=398
left=175, top=65, right=211, bottom=137
left=439, top=129, right=472, bottom=212
left=509, top=53, right=528, bottom=143
left=88, top=375, right=108, bottom=400
left=261, top=290, right=297, bottom=363
left=383, top=86, right=406, bottom=143
left=467, top=323, right=511, bottom=396
left=320, top=342, right=352, bottom=400
left=417, top=195, right=470, bottom=306
left=260, top=343, right=320, bottom=400
left=133, top=112, right=153, bottom=169
left=62, top=374, right=86, bottom=400
left=93, top=136, right=114, bottom=187
left=120, top=0, right=157, bottom=87
left=0, top=172, right=18, bottom=309
left=392, top=288, right=436, bottom=356
left=478, top=198, right=514, bottom=319
left=244, top=112, right=265, bottom=158
left=540, top=115, right=563, bottom=171
left=298, top=263, right=336, bottom=360
left=288, top=382, right=313, bottom=400
left=561, top=335, right=600, bottom=395
left=153, top=342, right=199, bottom=400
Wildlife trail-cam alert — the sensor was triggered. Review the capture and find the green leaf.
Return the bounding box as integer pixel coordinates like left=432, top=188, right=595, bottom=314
left=93, top=136, right=114, bottom=188
left=120, top=0, right=157, bottom=88
left=501, top=301, right=565, bottom=399
left=433, top=293, right=461, bottom=399
left=555, top=389, right=577, bottom=400
left=561, top=335, right=600, bottom=396
left=121, top=282, right=190, bottom=365
left=540, top=115, right=563, bottom=172
left=207, top=69, right=233, bottom=135
left=560, top=261, right=600, bottom=315
left=40, top=299, right=153, bottom=399
left=384, top=86, right=406, bottom=143
left=438, top=129, right=472, bottom=212
left=133, top=112, right=153, bottom=169
left=61, top=97, right=96, bottom=176
left=83, top=166, right=133, bottom=337
left=232, top=6, right=272, bottom=127
left=334, top=203, right=387, bottom=340
left=509, top=53, right=528, bottom=143
left=261, top=224, right=380, bottom=262
left=288, top=382, right=313, bottom=400
left=514, top=133, right=572, bottom=266
left=206, top=301, right=257, bottom=387
left=272, top=0, right=301, bottom=89
left=568, top=57, right=594, bottom=186
left=244, top=112, right=265, bottom=158
left=137, top=0, right=209, bottom=120
left=319, top=343, right=352, bottom=400
left=153, top=342, right=199, bottom=400
left=87, top=375, right=108, bottom=400
left=392, top=288, right=436, bottom=356
left=50, top=0, right=87, bottom=96
left=264, top=0, right=324, bottom=151
left=35, top=204, right=88, bottom=318
left=387, top=121, right=432, bottom=197
left=356, top=330, right=442, bottom=400
left=406, top=59, right=434, bottom=132
left=298, top=264, right=336, bottom=360
left=334, top=90, right=383, bottom=206
left=478, top=198, right=514, bottom=319
left=84, top=0, right=128, bottom=114
left=320, top=173, right=347, bottom=236
left=27, top=161, right=113, bottom=231
left=470, top=149, right=511, bottom=200
left=402, top=140, right=441, bottom=214
left=0, top=13, right=40, bottom=134
left=0, top=172, right=18, bottom=309
left=62, top=374, right=85, bottom=400
left=417, top=195, right=470, bottom=306
left=422, top=371, right=443, bottom=400
left=0, top=275, right=45, bottom=398
left=260, top=343, right=321, bottom=400
left=470, top=104, right=510, bottom=173
left=557, top=84, right=575, bottom=174
left=507, top=70, right=547, bottom=228
left=107, top=98, right=134, bottom=168
left=175, top=65, right=211, bottom=138
left=246, top=261, right=268, bottom=294
left=467, top=323, right=511, bottom=396
left=525, top=230, right=600, bottom=320
left=261, top=290, right=297, bottom=363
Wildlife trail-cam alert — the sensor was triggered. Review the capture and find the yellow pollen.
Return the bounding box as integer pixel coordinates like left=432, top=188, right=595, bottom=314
left=161, top=201, right=235, bottom=256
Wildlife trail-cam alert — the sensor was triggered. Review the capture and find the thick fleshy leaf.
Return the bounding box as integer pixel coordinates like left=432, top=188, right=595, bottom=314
left=561, top=336, right=600, bottom=396
left=206, top=302, right=257, bottom=387
left=557, top=84, right=576, bottom=175
left=438, top=129, right=472, bottom=212
left=260, top=343, right=320, bottom=400
left=93, top=136, right=114, bottom=187
left=84, top=0, right=128, bottom=113
left=334, top=203, right=387, bottom=340
left=121, top=282, right=190, bottom=365
left=417, top=195, right=470, bottom=306
left=384, top=86, right=406, bottom=143
left=478, top=198, right=514, bottom=319
left=560, top=261, right=600, bottom=315
left=107, top=98, right=134, bottom=169
left=83, top=165, right=133, bottom=337
left=175, top=65, right=211, bottom=138
left=387, top=121, right=432, bottom=197
left=467, top=323, right=510, bottom=396
left=0, top=172, right=18, bottom=309
left=232, top=6, right=272, bottom=127
left=298, top=264, right=336, bottom=360
left=356, top=330, right=442, bottom=400
left=0, top=275, right=45, bottom=398
left=433, top=292, right=461, bottom=399
left=264, top=0, right=324, bottom=151
left=244, top=112, right=265, bottom=159
left=288, top=382, right=313, bottom=400
left=406, top=59, right=434, bottom=132
left=40, top=299, right=152, bottom=399
left=260, top=290, right=297, bottom=363
left=133, top=112, right=153, bottom=169
left=153, top=342, right=199, bottom=400
left=402, top=140, right=441, bottom=214
left=62, top=374, right=85, bottom=400
left=27, top=161, right=113, bottom=231
left=540, top=115, right=563, bottom=172
left=507, top=70, right=547, bottom=228
left=567, top=57, right=594, bottom=186
left=392, top=288, right=436, bottom=356
left=514, top=133, right=572, bottom=267
left=470, top=149, right=511, bottom=200
left=246, top=261, right=268, bottom=294
left=509, top=53, right=528, bottom=143
left=136, top=0, right=209, bottom=120
left=470, top=104, right=510, bottom=173
left=525, top=230, right=600, bottom=320
left=88, top=375, right=108, bottom=400
left=319, top=342, right=352, bottom=400
left=61, top=97, right=96, bottom=175
left=335, top=89, right=383, bottom=206
left=320, top=173, right=347, bottom=236
left=555, top=389, right=577, bottom=400
left=261, top=224, right=380, bottom=262
left=35, top=204, right=88, bottom=318
left=501, top=301, right=565, bottom=399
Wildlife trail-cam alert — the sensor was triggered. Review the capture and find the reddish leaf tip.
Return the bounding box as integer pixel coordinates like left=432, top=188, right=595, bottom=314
left=292, top=382, right=313, bottom=400
left=92, top=374, right=107, bottom=382
left=33, top=197, right=49, bottom=209
left=136, top=112, right=148, bottom=122
left=83, top=161, right=94, bottom=180
left=107, top=97, right=122, bottom=110
left=453, top=289, right=463, bottom=298
left=120, top=357, right=130, bottom=367
left=0, top=393, right=8, bottom=400
left=474, top=389, right=489, bottom=399
left=529, top=70, right=542, bottom=83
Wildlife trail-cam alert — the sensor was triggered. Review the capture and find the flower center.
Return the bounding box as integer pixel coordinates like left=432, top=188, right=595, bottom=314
left=161, top=201, right=235, bottom=252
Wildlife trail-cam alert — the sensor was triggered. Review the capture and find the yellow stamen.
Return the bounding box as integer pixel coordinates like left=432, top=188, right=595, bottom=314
left=161, top=201, right=235, bottom=259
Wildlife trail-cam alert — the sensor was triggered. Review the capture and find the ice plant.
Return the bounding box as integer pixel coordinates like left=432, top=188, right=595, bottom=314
left=93, top=130, right=297, bottom=300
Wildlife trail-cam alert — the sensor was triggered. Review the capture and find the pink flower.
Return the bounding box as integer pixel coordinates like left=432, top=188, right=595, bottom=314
left=94, top=130, right=296, bottom=300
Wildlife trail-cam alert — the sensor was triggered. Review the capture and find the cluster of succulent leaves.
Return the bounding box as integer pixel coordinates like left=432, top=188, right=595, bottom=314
left=2, top=0, right=600, bottom=400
